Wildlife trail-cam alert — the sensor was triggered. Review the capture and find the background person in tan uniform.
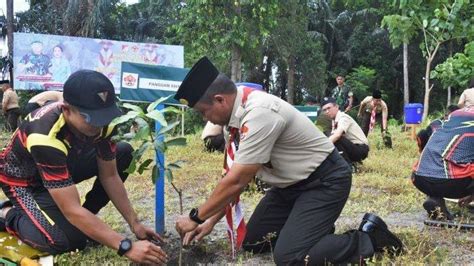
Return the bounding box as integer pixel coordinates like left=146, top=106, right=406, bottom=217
left=201, top=121, right=225, bottom=152
left=174, top=57, right=402, bottom=265
left=24, top=90, right=63, bottom=116
left=1, top=80, right=21, bottom=131
left=458, top=78, right=474, bottom=108
left=358, top=90, right=388, bottom=136
left=321, top=97, right=369, bottom=165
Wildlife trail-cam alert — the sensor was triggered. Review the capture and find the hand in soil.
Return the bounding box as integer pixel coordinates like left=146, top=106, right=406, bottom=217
left=132, top=221, right=164, bottom=244
left=126, top=239, right=168, bottom=265
left=175, top=215, right=198, bottom=238
left=183, top=219, right=215, bottom=246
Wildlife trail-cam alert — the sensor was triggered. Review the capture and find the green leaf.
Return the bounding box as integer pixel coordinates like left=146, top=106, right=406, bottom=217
left=151, top=165, right=158, bottom=184
left=165, top=168, right=173, bottom=183
left=162, top=106, right=182, bottom=114
left=110, top=111, right=139, bottom=127
left=138, top=159, right=154, bottom=174
left=165, top=137, right=187, bottom=147
left=154, top=140, right=166, bottom=153
left=133, top=123, right=151, bottom=141
left=122, top=103, right=144, bottom=114
left=126, top=160, right=137, bottom=174
left=147, top=95, right=174, bottom=113
left=134, top=142, right=152, bottom=162
left=422, top=19, right=428, bottom=28
left=157, top=120, right=181, bottom=135
left=146, top=110, right=168, bottom=127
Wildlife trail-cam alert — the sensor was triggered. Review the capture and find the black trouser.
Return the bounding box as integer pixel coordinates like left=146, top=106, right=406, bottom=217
left=334, top=136, right=369, bottom=164
left=5, top=107, right=21, bottom=132
left=243, top=150, right=375, bottom=265
left=412, top=173, right=473, bottom=199
left=203, top=134, right=225, bottom=152
left=1, top=142, right=133, bottom=254
left=361, top=112, right=382, bottom=136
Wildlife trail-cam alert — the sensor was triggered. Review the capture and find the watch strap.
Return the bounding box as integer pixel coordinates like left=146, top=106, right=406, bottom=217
left=189, top=208, right=205, bottom=224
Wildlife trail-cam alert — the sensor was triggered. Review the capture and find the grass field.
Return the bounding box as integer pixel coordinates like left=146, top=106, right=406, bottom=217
left=1, top=121, right=473, bottom=265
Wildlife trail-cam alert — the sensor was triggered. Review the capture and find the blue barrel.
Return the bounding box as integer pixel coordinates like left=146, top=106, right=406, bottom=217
left=404, top=103, right=423, bottom=124
left=236, top=82, right=263, bottom=91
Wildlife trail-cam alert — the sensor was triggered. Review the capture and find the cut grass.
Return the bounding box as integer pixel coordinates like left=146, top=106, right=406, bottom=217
left=0, top=123, right=472, bottom=264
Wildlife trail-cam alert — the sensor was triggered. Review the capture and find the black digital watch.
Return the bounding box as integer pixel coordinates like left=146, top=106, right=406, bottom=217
left=189, top=208, right=205, bottom=224
left=117, top=238, right=132, bottom=256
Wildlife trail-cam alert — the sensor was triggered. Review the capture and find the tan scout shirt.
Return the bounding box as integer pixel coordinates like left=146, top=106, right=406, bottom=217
left=458, top=88, right=474, bottom=107
left=334, top=111, right=368, bottom=145
left=2, top=88, right=20, bottom=111
left=228, top=87, right=334, bottom=188
left=360, top=96, right=388, bottom=116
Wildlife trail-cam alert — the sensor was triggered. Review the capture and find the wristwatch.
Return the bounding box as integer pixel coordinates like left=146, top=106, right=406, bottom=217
left=189, top=208, right=205, bottom=224
left=117, top=238, right=132, bottom=256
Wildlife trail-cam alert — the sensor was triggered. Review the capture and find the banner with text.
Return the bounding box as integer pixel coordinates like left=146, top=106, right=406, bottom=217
left=13, top=32, right=184, bottom=92
left=120, top=62, right=189, bottom=104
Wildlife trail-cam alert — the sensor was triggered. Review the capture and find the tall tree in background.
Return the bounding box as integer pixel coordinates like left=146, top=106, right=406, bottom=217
left=6, top=0, right=13, bottom=80
left=172, top=0, right=278, bottom=82
left=20, top=0, right=119, bottom=38
left=431, top=41, right=474, bottom=93
left=383, top=0, right=474, bottom=120
left=270, top=0, right=310, bottom=104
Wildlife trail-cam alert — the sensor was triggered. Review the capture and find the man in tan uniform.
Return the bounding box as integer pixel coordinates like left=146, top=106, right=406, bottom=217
left=201, top=121, right=225, bottom=152
left=458, top=78, right=474, bottom=108
left=1, top=81, right=20, bottom=131
left=321, top=97, right=369, bottom=164
left=24, top=90, right=63, bottom=115
left=174, top=57, right=402, bottom=265
left=358, top=90, right=388, bottom=136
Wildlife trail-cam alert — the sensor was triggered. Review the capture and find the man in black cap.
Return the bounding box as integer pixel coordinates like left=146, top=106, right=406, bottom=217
left=321, top=97, right=369, bottom=165
left=0, top=70, right=167, bottom=264
left=174, top=57, right=402, bottom=265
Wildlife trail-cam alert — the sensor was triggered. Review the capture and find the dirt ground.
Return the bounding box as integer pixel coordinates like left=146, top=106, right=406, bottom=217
left=160, top=182, right=473, bottom=265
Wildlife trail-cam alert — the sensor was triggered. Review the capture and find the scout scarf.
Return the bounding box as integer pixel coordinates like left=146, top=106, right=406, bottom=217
left=369, top=100, right=377, bottom=132
left=223, top=86, right=254, bottom=257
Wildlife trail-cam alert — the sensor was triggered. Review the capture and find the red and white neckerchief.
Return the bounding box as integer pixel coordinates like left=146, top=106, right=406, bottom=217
left=331, top=112, right=339, bottom=133
left=369, top=100, right=377, bottom=132
left=223, top=86, right=254, bottom=258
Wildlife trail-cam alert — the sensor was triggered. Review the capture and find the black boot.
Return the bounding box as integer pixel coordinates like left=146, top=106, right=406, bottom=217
left=423, top=197, right=454, bottom=220
left=0, top=200, right=13, bottom=232
left=359, top=213, right=403, bottom=255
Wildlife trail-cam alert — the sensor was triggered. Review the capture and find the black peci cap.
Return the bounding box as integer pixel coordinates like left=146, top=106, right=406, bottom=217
left=63, top=70, right=121, bottom=127
left=174, top=56, right=219, bottom=107
left=320, top=96, right=337, bottom=107
left=0, top=80, right=10, bottom=84
left=372, top=90, right=382, bottom=99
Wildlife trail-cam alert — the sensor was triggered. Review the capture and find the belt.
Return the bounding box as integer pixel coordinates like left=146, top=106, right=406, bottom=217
left=286, top=149, right=350, bottom=190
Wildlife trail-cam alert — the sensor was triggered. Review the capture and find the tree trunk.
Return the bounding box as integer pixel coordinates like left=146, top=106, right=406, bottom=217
left=6, top=0, right=14, bottom=81
left=422, top=42, right=441, bottom=121
left=287, top=55, right=295, bottom=104
left=230, top=44, right=242, bottom=82
left=447, top=86, right=451, bottom=106
left=422, top=58, right=433, bottom=121
left=403, top=43, right=409, bottom=106
left=446, top=41, right=453, bottom=107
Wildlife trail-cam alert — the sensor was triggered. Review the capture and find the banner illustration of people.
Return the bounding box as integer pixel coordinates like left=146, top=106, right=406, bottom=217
left=13, top=32, right=184, bottom=92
